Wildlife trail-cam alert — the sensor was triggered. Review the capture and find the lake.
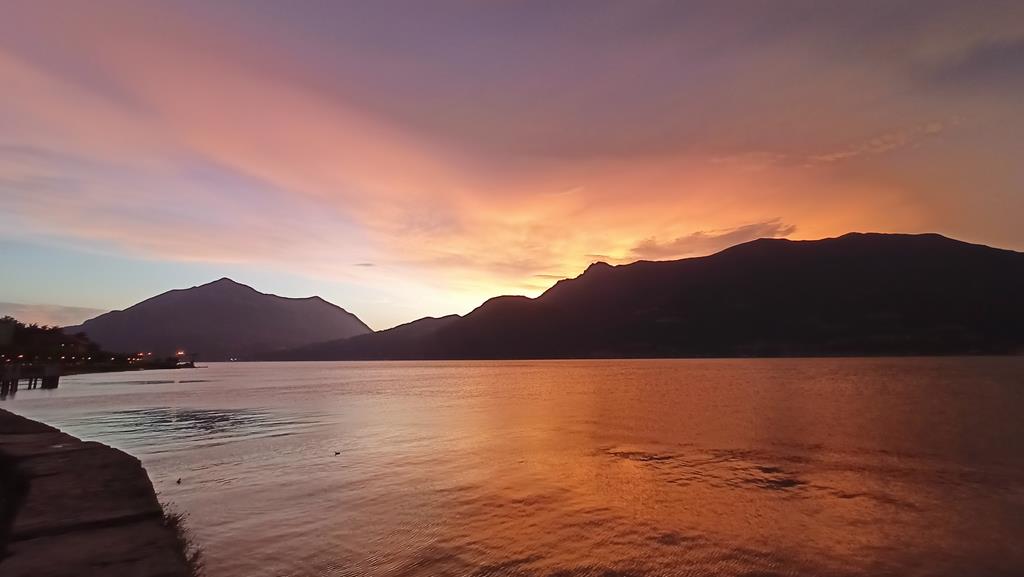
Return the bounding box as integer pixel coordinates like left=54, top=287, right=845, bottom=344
left=6, top=358, right=1024, bottom=577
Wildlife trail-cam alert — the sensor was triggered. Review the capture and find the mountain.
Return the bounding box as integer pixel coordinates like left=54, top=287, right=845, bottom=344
left=265, top=315, right=461, bottom=360
left=65, top=278, right=371, bottom=360
left=273, top=233, right=1024, bottom=359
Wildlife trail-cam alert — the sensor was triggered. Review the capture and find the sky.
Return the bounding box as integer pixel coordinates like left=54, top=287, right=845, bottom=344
left=1, top=1, right=1022, bottom=329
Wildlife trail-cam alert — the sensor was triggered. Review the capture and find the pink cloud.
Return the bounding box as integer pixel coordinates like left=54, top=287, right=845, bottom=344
left=1, top=1, right=1021, bottom=324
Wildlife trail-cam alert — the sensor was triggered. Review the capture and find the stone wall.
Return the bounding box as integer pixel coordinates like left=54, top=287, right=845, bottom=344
left=0, top=408, right=195, bottom=577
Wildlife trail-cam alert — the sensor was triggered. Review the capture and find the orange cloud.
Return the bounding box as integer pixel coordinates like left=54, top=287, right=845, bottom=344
left=1, top=1, right=1021, bottom=326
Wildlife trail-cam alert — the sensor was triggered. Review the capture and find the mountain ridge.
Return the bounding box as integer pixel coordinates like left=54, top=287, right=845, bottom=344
left=271, top=232, right=1024, bottom=360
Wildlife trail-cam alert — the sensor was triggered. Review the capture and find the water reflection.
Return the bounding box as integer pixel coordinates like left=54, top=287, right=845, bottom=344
left=6, top=359, right=1024, bottom=577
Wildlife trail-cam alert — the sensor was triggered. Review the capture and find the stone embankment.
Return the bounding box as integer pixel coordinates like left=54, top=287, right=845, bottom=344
left=0, top=408, right=195, bottom=577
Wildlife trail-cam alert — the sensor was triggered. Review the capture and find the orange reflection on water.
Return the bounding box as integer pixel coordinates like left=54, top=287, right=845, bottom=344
left=13, top=358, right=1024, bottom=576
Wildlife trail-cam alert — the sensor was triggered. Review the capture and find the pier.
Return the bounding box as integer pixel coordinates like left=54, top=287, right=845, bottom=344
left=0, top=365, right=60, bottom=400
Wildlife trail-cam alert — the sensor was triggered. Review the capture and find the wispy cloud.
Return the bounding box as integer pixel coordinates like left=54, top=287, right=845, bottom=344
left=0, top=302, right=106, bottom=327
left=920, top=36, right=1024, bottom=88
left=0, top=1, right=1021, bottom=326
left=712, top=122, right=949, bottom=169
left=631, top=219, right=797, bottom=260
left=808, top=123, right=947, bottom=165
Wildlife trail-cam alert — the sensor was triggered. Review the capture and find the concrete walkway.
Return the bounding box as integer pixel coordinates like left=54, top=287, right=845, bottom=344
left=0, top=408, right=193, bottom=577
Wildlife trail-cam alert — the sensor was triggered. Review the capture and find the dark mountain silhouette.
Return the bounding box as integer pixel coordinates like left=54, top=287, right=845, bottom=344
left=274, top=233, right=1024, bottom=359
left=65, top=278, right=371, bottom=360
left=266, top=315, right=461, bottom=360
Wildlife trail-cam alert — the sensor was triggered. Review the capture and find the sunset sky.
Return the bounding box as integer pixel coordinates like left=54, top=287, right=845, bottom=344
left=2, top=1, right=1022, bottom=329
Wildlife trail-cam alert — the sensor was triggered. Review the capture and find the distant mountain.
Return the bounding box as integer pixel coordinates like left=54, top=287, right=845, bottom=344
left=65, top=278, right=371, bottom=360
left=266, top=315, right=461, bottom=360
left=274, top=233, right=1024, bottom=359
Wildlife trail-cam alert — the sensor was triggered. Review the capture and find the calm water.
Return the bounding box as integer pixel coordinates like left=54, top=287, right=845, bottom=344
left=6, top=359, right=1024, bottom=577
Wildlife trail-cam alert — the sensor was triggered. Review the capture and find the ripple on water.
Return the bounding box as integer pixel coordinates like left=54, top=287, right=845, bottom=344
left=62, top=407, right=318, bottom=452
left=15, top=359, right=1024, bottom=577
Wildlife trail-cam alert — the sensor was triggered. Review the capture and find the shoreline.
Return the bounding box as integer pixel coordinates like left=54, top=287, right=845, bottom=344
left=0, top=408, right=199, bottom=576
